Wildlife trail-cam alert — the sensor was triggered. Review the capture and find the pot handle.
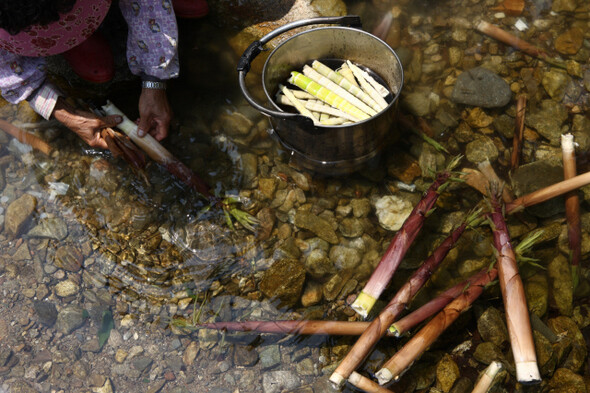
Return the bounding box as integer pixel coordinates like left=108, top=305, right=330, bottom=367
left=237, top=15, right=362, bottom=124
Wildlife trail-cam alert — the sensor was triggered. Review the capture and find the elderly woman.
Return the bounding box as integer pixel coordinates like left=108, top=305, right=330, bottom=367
left=0, top=0, right=208, bottom=149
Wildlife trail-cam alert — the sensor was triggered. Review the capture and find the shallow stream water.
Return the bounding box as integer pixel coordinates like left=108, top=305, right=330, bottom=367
left=1, top=1, right=589, bottom=392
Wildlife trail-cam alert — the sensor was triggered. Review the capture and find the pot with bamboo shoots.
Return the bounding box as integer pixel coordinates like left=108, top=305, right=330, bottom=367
left=237, top=16, right=404, bottom=174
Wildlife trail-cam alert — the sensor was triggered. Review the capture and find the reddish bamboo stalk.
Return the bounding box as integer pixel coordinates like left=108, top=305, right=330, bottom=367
left=471, top=361, right=503, bottom=393
left=562, top=134, right=581, bottom=288
left=351, top=169, right=453, bottom=318
left=489, top=193, right=540, bottom=384
left=331, top=213, right=471, bottom=388
left=475, top=21, right=565, bottom=69
left=505, top=170, right=590, bottom=214
left=389, top=268, right=493, bottom=337
left=349, top=372, right=396, bottom=393
left=195, top=320, right=396, bottom=337
left=0, top=118, right=53, bottom=155
left=376, top=267, right=498, bottom=385
left=511, top=95, right=527, bottom=170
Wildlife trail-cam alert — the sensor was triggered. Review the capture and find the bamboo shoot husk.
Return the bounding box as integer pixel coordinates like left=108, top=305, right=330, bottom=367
left=375, top=267, right=498, bottom=385
left=489, top=193, right=541, bottom=385
left=562, top=134, right=581, bottom=289
left=312, top=61, right=383, bottom=114
left=0, top=118, right=52, bottom=155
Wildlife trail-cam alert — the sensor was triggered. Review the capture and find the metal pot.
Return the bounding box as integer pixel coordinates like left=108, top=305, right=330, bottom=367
left=237, top=16, right=404, bottom=174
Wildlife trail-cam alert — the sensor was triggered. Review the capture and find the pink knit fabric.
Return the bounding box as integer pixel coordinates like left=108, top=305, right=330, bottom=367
left=0, top=0, right=111, bottom=57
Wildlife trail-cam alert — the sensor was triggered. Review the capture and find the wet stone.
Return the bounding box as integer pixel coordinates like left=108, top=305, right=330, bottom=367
left=448, top=377, right=473, bottom=393
left=525, top=273, right=549, bottom=317
left=542, top=69, right=571, bottom=101
left=262, top=370, right=300, bottom=393
left=534, top=330, right=557, bottom=376
left=372, top=194, right=412, bottom=231
left=554, top=27, right=584, bottom=55
left=548, top=316, right=587, bottom=372
left=552, top=0, right=579, bottom=12
left=27, top=217, right=68, bottom=240
left=259, top=345, right=280, bottom=370
left=435, top=354, right=460, bottom=392
left=477, top=307, right=509, bottom=347
left=234, top=345, right=259, bottom=367
left=465, top=136, right=499, bottom=164
left=304, top=249, right=334, bottom=279
left=301, top=281, right=323, bottom=307
left=5, top=193, right=37, bottom=237
left=54, top=245, right=83, bottom=272
left=55, top=305, right=87, bottom=334
left=547, top=253, right=573, bottom=316
left=473, top=342, right=506, bottom=365
left=293, top=210, right=338, bottom=244
left=33, top=300, right=58, bottom=327
left=526, top=100, right=568, bottom=145
left=329, top=245, right=361, bottom=270
left=547, top=368, right=586, bottom=392
left=133, top=356, right=153, bottom=373
left=451, top=67, right=511, bottom=108
left=55, top=279, right=80, bottom=297
left=259, top=258, right=306, bottom=308
left=338, top=217, right=363, bottom=238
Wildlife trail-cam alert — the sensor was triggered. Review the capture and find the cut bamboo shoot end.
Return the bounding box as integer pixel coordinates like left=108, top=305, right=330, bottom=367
left=329, top=372, right=346, bottom=389
left=472, top=361, right=502, bottom=393
left=388, top=324, right=401, bottom=337
left=515, top=361, right=541, bottom=385
left=349, top=372, right=395, bottom=393
left=279, top=85, right=318, bottom=124
left=375, top=368, right=394, bottom=385
left=350, top=291, right=377, bottom=318
left=561, top=133, right=575, bottom=153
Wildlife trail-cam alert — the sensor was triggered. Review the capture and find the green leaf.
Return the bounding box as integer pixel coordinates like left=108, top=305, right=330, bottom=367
left=98, top=310, right=114, bottom=349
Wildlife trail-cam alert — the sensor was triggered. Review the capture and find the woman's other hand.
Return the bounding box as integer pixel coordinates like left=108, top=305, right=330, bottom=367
left=137, top=88, right=172, bottom=141
left=52, top=97, right=122, bottom=149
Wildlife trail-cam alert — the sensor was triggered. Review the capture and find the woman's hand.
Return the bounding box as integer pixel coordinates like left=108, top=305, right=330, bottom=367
left=52, top=97, right=122, bottom=150
left=137, top=88, right=172, bottom=141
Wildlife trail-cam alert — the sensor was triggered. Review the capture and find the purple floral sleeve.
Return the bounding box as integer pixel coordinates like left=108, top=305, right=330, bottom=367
left=0, top=49, right=47, bottom=105
left=119, top=0, right=180, bottom=80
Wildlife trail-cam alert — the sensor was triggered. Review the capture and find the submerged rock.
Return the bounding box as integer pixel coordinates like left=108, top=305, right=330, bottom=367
left=547, top=253, right=573, bottom=316
left=5, top=193, right=37, bottom=237
left=450, top=67, right=511, bottom=108
left=259, top=258, right=306, bottom=308
left=372, top=194, right=413, bottom=231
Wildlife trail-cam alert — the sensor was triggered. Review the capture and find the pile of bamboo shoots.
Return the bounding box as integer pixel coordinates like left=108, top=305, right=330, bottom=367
left=276, top=60, right=392, bottom=125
